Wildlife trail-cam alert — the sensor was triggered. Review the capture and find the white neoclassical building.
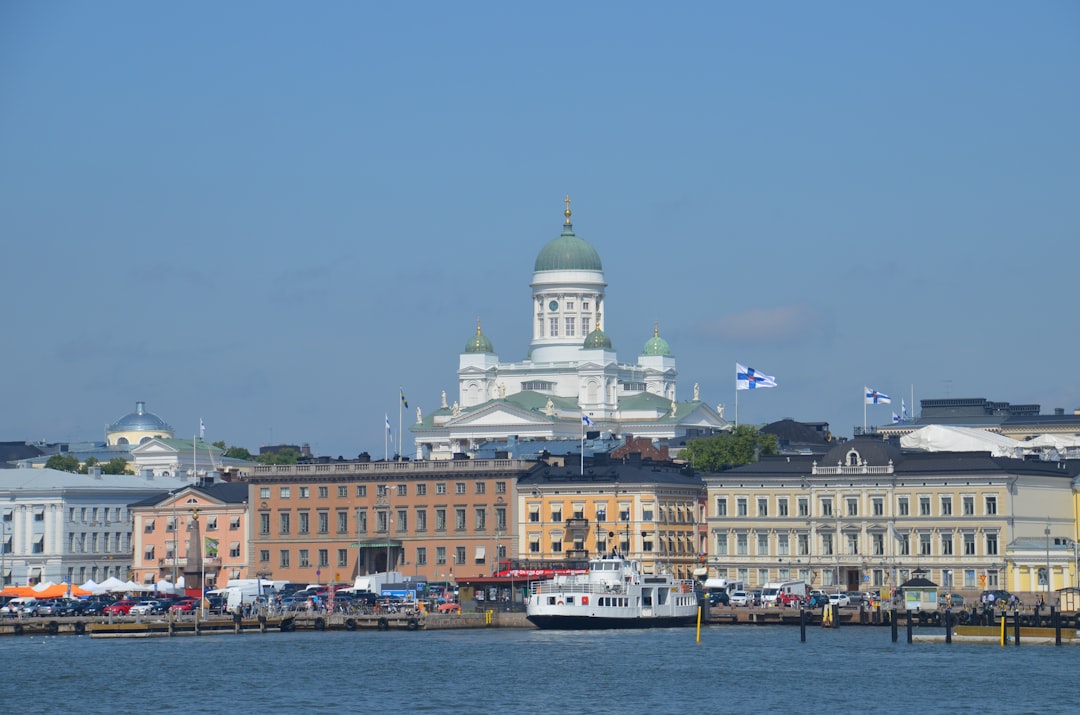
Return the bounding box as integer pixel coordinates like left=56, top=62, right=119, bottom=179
left=413, top=198, right=727, bottom=460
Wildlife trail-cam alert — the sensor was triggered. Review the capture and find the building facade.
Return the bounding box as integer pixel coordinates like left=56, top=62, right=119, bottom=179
left=516, top=455, right=706, bottom=579
left=244, top=459, right=532, bottom=586
left=703, top=438, right=1079, bottom=598
left=0, top=467, right=188, bottom=587
left=129, top=480, right=250, bottom=590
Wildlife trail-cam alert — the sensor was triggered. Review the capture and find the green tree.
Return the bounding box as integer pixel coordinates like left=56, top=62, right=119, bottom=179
left=45, top=454, right=80, bottom=473
left=254, top=448, right=300, bottom=465
left=77, top=456, right=100, bottom=474
left=213, top=440, right=253, bottom=460
left=101, top=458, right=132, bottom=475
left=683, top=425, right=778, bottom=472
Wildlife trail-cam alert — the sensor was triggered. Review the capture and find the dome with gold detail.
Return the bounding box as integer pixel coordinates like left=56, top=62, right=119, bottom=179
left=464, top=321, right=495, bottom=354
left=533, top=198, right=602, bottom=272
left=642, top=324, right=671, bottom=356
left=583, top=327, right=613, bottom=349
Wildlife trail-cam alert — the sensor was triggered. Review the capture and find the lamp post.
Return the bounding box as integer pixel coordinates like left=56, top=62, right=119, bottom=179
left=1044, top=518, right=1051, bottom=597
left=1, top=521, right=8, bottom=589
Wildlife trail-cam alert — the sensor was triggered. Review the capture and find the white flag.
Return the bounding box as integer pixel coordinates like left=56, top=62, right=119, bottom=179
left=199, top=419, right=205, bottom=440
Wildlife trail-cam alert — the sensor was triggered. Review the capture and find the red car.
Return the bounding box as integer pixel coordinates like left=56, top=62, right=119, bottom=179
left=102, top=600, right=138, bottom=616
left=169, top=598, right=199, bottom=613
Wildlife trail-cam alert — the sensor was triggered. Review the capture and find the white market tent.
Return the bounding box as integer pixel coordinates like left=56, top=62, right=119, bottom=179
left=900, top=425, right=1024, bottom=457
left=1023, top=434, right=1080, bottom=450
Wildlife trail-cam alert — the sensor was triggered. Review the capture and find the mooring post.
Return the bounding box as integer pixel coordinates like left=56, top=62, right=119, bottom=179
left=1053, top=606, right=1061, bottom=646
left=906, top=610, right=913, bottom=643
left=944, top=609, right=951, bottom=644
left=1013, top=609, right=1021, bottom=646
left=891, top=607, right=898, bottom=642
left=800, top=607, right=806, bottom=642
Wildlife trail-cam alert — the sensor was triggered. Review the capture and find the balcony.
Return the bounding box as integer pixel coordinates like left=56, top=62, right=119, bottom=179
left=564, top=518, right=589, bottom=532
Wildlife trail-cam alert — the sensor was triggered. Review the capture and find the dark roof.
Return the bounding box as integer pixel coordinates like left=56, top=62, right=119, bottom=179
left=0, top=441, right=47, bottom=467
left=129, top=480, right=249, bottom=507
left=761, top=419, right=831, bottom=445
left=519, top=457, right=701, bottom=488
left=706, top=442, right=1080, bottom=481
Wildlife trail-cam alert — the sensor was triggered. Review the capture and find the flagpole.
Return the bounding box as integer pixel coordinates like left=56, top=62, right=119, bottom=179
left=863, top=387, right=867, bottom=433
left=580, top=417, right=585, bottom=475
left=398, top=387, right=403, bottom=460
left=384, top=416, right=389, bottom=461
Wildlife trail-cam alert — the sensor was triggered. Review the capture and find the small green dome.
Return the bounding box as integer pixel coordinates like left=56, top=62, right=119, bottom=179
left=465, top=321, right=494, bottom=354
left=583, top=327, right=613, bottom=350
left=534, top=226, right=603, bottom=272
left=642, top=324, right=671, bottom=356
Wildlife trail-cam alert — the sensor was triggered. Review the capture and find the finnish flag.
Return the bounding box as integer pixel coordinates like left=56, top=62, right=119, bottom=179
left=582, top=414, right=593, bottom=427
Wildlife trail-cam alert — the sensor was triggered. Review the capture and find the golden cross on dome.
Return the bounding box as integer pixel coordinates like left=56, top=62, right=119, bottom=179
left=564, top=195, right=572, bottom=224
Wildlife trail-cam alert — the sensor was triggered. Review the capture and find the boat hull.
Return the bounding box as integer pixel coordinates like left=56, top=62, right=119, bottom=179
left=526, top=613, right=698, bottom=630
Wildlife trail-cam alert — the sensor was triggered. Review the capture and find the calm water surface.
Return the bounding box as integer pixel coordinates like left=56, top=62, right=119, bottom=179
left=2, top=625, right=1077, bottom=714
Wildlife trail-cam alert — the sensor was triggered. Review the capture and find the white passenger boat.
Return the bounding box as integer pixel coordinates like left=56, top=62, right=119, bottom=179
left=526, top=555, right=701, bottom=629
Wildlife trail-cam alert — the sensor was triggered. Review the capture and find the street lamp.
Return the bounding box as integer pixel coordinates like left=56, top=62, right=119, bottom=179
left=1044, top=518, right=1051, bottom=598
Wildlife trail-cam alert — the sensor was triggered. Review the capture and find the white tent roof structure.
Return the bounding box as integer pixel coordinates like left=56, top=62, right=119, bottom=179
left=901, top=425, right=1024, bottom=457
left=1023, top=434, right=1080, bottom=450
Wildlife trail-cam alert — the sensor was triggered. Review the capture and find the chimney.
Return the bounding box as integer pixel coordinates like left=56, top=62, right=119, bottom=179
left=89, top=466, right=102, bottom=478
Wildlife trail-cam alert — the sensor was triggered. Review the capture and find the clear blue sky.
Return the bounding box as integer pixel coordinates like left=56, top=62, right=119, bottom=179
left=2, top=1, right=1078, bottom=456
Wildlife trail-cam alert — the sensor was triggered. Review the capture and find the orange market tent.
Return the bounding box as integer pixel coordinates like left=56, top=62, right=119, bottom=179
left=34, top=583, right=92, bottom=599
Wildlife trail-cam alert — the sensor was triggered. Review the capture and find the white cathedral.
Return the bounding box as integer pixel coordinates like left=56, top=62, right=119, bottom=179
left=412, top=198, right=728, bottom=460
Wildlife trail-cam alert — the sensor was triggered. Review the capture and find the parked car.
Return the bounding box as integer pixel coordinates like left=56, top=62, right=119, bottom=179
left=129, top=599, right=166, bottom=616
left=52, top=599, right=95, bottom=617
left=169, top=598, right=199, bottom=613
left=729, top=590, right=750, bottom=607
left=708, top=591, right=730, bottom=607
left=829, top=592, right=851, bottom=607
left=103, top=600, right=138, bottom=616
left=36, top=599, right=65, bottom=616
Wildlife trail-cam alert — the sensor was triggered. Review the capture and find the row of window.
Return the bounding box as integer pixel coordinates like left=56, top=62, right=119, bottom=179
left=143, top=542, right=241, bottom=560
left=526, top=534, right=692, bottom=554
left=258, top=544, right=503, bottom=569
left=526, top=505, right=694, bottom=524
left=144, top=516, right=241, bottom=533
left=716, top=567, right=1002, bottom=590
left=259, top=481, right=507, bottom=500
left=258, top=507, right=508, bottom=536
left=714, top=531, right=1000, bottom=557
left=716, top=494, right=999, bottom=518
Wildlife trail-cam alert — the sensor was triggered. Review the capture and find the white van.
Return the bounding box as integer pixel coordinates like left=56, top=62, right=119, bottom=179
left=0, top=597, right=40, bottom=616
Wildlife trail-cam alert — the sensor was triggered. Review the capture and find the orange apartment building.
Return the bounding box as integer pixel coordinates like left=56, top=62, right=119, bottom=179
left=130, top=479, right=251, bottom=590
left=244, top=458, right=535, bottom=586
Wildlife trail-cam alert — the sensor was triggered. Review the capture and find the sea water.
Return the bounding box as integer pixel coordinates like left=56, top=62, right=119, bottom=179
left=1, top=626, right=1076, bottom=714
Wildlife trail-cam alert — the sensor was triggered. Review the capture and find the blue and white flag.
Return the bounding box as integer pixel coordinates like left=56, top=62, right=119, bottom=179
left=385, top=414, right=392, bottom=440
left=901, top=399, right=909, bottom=422
left=199, top=418, right=205, bottom=440
left=865, top=387, right=891, bottom=405
left=892, top=412, right=901, bottom=424
left=582, top=414, right=593, bottom=427
left=736, top=363, right=777, bottom=390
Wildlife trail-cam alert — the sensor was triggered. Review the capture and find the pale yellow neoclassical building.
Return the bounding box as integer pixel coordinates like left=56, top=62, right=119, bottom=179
left=703, top=438, right=1078, bottom=599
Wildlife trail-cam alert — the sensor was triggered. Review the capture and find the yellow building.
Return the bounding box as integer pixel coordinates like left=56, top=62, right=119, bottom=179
left=703, top=438, right=1078, bottom=599
left=516, top=455, right=705, bottom=579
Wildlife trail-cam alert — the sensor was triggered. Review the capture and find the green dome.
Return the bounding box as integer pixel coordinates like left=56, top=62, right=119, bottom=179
left=583, top=327, right=613, bottom=349
left=642, top=324, right=671, bottom=356
left=465, top=322, right=495, bottom=354
left=534, top=226, right=603, bottom=272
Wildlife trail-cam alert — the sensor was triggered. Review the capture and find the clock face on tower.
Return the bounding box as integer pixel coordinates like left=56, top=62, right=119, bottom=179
left=548, top=300, right=559, bottom=312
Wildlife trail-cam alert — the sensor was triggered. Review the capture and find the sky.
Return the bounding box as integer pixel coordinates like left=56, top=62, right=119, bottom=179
left=2, top=1, right=1078, bottom=457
